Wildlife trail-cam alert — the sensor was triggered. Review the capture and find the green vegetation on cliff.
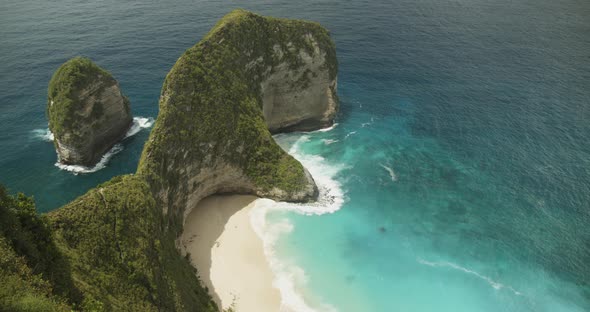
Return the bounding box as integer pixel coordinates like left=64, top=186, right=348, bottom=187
left=2, top=9, right=337, bottom=312
left=1, top=180, right=217, bottom=312
left=204, top=9, right=337, bottom=80
left=47, top=56, right=133, bottom=166
left=47, top=57, right=116, bottom=139
left=49, top=176, right=215, bottom=311
left=0, top=185, right=72, bottom=311
left=138, top=10, right=336, bottom=230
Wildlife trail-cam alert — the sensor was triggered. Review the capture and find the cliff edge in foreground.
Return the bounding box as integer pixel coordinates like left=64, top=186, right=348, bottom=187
left=1, top=9, right=338, bottom=311
left=47, top=57, right=132, bottom=167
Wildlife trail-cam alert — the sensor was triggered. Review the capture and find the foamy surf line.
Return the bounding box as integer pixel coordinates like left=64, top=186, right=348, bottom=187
left=417, top=258, right=522, bottom=296
left=32, top=116, right=154, bottom=143
left=31, top=116, right=154, bottom=174
left=55, top=144, right=124, bottom=174
left=279, top=134, right=346, bottom=215
left=315, top=122, right=338, bottom=133
left=294, top=123, right=339, bottom=135
left=250, top=134, right=345, bottom=311
left=31, top=129, right=54, bottom=142
left=124, top=116, right=155, bottom=138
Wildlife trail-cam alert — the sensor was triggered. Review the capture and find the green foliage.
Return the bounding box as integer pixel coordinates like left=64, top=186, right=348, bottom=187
left=0, top=187, right=53, bottom=273
left=0, top=186, right=72, bottom=312
left=46, top=57, right=119, bottom=142
left=0, top=241, right=69, bottom=312
left=49, top=176, right=217, bottom=311
left=138, top=10, right=336, bottom=221
left=1, top=179, right=217, bottom=312
left=1, top=9, right=337, bottom=312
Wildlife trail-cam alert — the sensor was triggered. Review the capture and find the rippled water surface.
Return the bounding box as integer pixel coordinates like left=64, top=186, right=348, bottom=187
left=1, top=0, right=589, bottom=310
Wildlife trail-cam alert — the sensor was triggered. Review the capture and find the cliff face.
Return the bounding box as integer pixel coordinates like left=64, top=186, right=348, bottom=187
left=1, top=10, right=338, bottom=312
left=47, top=57, right=132, bottom=167
left=260, top=33, right=338, bottom=132
left=138, top=9, right=338, bottom=229
left=47, top=176, right=217, bottom=311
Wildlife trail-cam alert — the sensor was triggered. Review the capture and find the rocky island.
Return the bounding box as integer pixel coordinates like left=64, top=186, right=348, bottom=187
left=0, top=9, right=337, bottom=311
left=47, top=57, right=132, bottom=167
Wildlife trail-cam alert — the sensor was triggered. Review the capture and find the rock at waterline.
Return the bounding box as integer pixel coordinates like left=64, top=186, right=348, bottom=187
left=47, top=57, right=132, bottom=167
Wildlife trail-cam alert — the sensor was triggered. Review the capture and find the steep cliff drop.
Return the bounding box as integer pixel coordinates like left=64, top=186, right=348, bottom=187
left=47, top=57, right=132, bottom=167
left=2, top=10, right=338, bottom=311
left=138, top=9, right=338, bottom=228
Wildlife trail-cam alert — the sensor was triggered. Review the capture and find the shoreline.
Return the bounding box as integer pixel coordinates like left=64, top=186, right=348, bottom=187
left=180, top=195, right=281, bottom=312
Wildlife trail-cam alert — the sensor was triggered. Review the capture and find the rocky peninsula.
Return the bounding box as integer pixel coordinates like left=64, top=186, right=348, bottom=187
left=47, top=57, right=132, bottom=167
left=0, top=9, right=337, bottom=311
left=138, top=9, right=338, bottom=228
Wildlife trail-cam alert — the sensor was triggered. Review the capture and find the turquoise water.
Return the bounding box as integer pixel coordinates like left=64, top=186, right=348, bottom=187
left=1, top=0, right=589, bottom=310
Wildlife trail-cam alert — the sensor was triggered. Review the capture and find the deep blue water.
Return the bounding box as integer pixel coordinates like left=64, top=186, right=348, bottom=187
left=1, top=0, right=589, bottom=311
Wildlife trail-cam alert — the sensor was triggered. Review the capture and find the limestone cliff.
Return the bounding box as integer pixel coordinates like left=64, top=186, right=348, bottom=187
left=1, top=10, right=339, bottom=312
left=138, top=9, right=338, bottom=228
left=260, top=28, right=338, bottom=132
left=47, top=57, right=132, bottom=167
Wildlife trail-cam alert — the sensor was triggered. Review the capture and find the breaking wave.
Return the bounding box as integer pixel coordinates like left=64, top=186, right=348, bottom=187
left=124, top=116, right=155, bottom=138
left=31, top=128, right=54, bottom=142
left=417, top=258, right=522, bottom=296
left=55, top=144, right=124, bottom=174
left=32, top=116, right=154, bottom=174
left=249, top=133, right=345, bottom=311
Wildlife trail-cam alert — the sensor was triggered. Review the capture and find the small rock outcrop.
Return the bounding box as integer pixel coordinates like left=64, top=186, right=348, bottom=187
left=47, top=57, right=132, bottom=167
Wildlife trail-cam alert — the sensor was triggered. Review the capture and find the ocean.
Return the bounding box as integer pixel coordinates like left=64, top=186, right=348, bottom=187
left=1, top=0, right=589, bottom=311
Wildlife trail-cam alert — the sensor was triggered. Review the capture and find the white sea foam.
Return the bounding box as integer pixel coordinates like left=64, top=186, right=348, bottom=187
left=379, top=163, right=397, bottom=182
left=344, top=131, right=356, bottom=139
left=322, top=139, right=339, bottom=145
left=124, top=116, right=155, bottom=138
left=260, top=134, right=346, bottom=215
left=33, top=116, right=154, bottom=145
left=249, top=134, right=345, bottom=311
left=251, top=201, right=339, bottom=312
left=250, top=206, right=315, bottom=312
left=280, top=135, right=346, bottom=215
left=49, top=116, right=154, bottom=174
left=417, top=258, right=522, bottom=296
left=314, top=123, right=338, bottom=133
left=55, top=144, right=124, bottom=174
left=361, top=117, right=375, bottom=128
left=31, top=128, right=54, bottom=141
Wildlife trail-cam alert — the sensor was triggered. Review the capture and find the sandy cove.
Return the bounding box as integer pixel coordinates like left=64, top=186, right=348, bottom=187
left=180, top=195, right=281, bottom=312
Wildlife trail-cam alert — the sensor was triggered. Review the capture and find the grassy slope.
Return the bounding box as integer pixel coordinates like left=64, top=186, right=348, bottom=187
left=49, top=176, right=216, bottom=311
left=1, top=9, right=336, bottom=312
left=0, top=186, right=72, bottom=312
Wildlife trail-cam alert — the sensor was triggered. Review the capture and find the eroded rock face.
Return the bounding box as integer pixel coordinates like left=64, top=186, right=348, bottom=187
left=47, top=57, right=132, bottom=167
left=12, top=10, right=338, bottom=311
left=261, top=38, right=338, bottom=133
left=137, top=10, right=337, bottom=229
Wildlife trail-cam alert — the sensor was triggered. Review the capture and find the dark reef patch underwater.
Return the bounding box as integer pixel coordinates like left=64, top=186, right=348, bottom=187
left=1, top=0, right=589, bottom=311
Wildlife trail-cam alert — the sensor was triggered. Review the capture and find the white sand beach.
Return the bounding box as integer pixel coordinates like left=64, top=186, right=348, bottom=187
left=180, top=195, right=281, bottom=312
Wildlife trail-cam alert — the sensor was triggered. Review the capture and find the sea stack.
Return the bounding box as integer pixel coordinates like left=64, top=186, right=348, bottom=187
left=47, top=57, right=132, bottom=167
